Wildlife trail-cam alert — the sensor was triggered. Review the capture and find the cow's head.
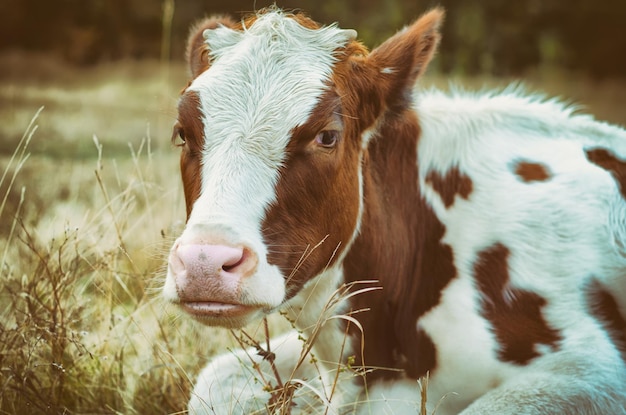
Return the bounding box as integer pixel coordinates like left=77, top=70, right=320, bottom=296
left=163, top=8, right=443, bottom=328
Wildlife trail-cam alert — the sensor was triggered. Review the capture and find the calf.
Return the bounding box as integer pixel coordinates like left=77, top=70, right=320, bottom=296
left=163, top=7, right=626, bottom=414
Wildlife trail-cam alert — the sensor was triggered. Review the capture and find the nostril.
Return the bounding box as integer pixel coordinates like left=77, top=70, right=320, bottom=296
left=222, top=248, right=245, bottom=272
left=222, top=263, right=239, bottom=272
left=222, top=247, right=256, bottom=275
left=174, top=243, right=257, bottom=279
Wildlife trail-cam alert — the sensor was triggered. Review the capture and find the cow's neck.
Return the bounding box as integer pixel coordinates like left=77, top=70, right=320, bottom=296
left=342, top=107, right=456, bottom=381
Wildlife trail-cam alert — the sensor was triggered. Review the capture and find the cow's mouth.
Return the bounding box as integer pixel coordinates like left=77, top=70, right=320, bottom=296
left=180, top=301, right=259, bottom=321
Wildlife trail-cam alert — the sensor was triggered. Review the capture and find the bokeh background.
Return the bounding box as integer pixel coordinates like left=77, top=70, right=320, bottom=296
left=1, top=1, right=625, bottom=414
left=2, top=0, right=626, bottom=157
left=2, top=0, right=626, bottom=77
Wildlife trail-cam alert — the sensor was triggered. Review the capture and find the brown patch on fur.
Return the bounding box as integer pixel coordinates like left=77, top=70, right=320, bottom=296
left=262, top=89, right=361, bottom=299
left=343, top=106, right=456, bottom=380
left=586, top=279, right=626, bottom=363
left=586, top=148, right=626, bottom=199
left=513, top=160, right=552, bottom=182
left=426, top=167, right=473, bottom=208
left=177, top=91, right=204, bottom=219
left=474, top=243, right=562, bottom=365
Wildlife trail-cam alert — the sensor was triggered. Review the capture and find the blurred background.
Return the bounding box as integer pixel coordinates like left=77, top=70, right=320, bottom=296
left=1, top=0, right=626, bottom=77
left=1, top=0, right=626, bottom=158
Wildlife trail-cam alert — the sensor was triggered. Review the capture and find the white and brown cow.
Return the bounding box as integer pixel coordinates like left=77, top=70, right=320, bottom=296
left=163, top=7, right=626, bottom=414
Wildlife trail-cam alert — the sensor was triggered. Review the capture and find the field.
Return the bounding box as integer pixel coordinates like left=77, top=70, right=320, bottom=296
left=0, top=54, right=237, bottom=414
left=1, top=53, right=626, bottom=414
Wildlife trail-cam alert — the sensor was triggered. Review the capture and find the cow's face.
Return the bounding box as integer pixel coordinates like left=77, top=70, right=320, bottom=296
left=163, top=9, right=442, bottom=328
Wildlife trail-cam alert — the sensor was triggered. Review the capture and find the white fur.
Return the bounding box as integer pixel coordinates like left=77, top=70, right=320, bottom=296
left=415, top=87, right=626, bottom=414
left=189, top=267, right=363, bottom=415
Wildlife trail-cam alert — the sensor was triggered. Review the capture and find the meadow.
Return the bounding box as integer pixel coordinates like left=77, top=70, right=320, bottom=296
left=1, top=52, right=626, bottom=414
left=0, top=54, right=233, bottom=414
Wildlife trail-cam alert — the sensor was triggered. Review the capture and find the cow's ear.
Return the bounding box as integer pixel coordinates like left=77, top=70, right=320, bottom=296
left=367, top=8, right=443, bottom=108
left=186, top=16, right=236, bottom=79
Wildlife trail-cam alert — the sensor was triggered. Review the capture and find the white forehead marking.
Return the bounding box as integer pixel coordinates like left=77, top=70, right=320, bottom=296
left=184, top=10, right=354, bottom=234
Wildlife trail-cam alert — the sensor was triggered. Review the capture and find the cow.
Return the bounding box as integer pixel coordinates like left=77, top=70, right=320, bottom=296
left=163, top=7, right=626, bottom=415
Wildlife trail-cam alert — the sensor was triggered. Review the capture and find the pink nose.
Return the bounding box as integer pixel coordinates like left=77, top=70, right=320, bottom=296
left=168, top=243, right=258, bottom=302
left=177, top=244, right=246, bottom=275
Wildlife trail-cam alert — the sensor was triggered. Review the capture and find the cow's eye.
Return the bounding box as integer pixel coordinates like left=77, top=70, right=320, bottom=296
left=315, top=130, right=340, bottom=148
left=172, top=125, right=186, bottom=147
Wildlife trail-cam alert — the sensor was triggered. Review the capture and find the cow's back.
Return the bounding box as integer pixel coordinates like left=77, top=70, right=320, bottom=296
left=412, top=87, right=626, bottom=413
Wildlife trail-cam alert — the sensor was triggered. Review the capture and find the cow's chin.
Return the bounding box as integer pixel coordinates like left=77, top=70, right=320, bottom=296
left=163, top=259, right=288, bottom=328
left=178, top=301, right=268, bottom=328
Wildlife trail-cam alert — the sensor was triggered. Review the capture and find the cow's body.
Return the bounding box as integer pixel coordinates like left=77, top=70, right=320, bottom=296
left=164, top=8, right=626, bottom=414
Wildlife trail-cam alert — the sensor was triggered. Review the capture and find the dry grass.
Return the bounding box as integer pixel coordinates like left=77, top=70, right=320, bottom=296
left=0, top=54, right=299, bottom=415
left=0, top=52, right=184, bottom=158
left=2, top=53, right=626, bottom=414
left=0, top=55, right=225, bottom=414
left=0, top=110, right=199, bottom=414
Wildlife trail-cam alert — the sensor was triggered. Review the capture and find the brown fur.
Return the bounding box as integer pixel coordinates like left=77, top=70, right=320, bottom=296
left=586, top=148, right=626, bottom=199
left=474, top=243, right=562, bottom=365
left=261, top=9, right=448, bottom=379
left=330, top=9, right=451, bottom=379
left=331, top=9, right=443, bottom=128
left=426, top=166, right=474, bottom=208
left=367, top=8, right=443, bottom=111
left=262, top=89, right=361, bottom=299
left=586, top=279, right=626, bottom=363
left=176, top=91, right=204, bottom=218
left=513, top=160, right=552, bottom=182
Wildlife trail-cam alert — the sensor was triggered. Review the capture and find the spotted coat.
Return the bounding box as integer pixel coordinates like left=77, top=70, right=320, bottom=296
left=163, top=8, right=626, bottom=415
